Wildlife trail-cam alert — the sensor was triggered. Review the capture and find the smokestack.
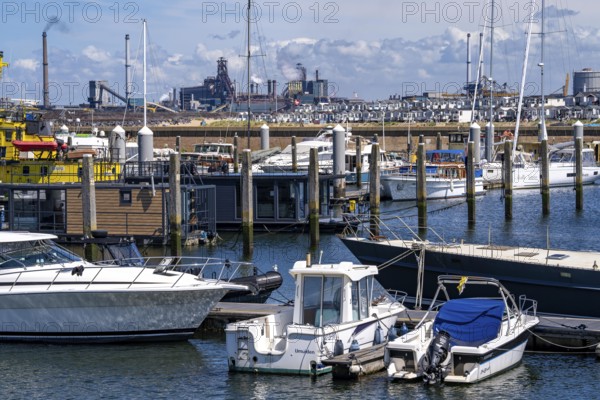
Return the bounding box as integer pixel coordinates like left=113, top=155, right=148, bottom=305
left=267, top=80, right=272, bottom=97
left=316, top=70, right=319, bottom=81
left=273, top=80, right=277, bottom=99
left=125, top=34, right=131, bottom=107
left=43, top=32, right=49, bottom=109
left=466, top=33, right=471, bottom=85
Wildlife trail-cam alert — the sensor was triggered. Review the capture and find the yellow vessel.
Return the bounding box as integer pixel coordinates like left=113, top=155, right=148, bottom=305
left=0, top=108, right=120, bottom=184
left=0, top=53, right=120, bottom=184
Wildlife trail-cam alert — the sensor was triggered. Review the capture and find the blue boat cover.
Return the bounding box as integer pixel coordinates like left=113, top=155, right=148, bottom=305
left=433, top=298, right=505, bottom=347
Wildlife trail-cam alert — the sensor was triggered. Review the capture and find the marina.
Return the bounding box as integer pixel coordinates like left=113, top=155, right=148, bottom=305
left=3, top=0, right=600, bottom=397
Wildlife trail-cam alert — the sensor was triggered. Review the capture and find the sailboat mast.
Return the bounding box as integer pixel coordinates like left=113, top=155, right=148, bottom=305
left=246, top=0, right=251, bottom=149
left=143, top=19, right=147, bottom=127
left=486, top=0, right=495, bottom=161
left=539, top=0, right=547, bottom=140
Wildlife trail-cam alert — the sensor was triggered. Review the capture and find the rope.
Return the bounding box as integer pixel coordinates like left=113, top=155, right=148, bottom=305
left=527, top=327, right=600, bottom=351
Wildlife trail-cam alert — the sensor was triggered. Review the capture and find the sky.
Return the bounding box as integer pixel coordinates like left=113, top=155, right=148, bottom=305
left=0, top=0, right=598, bottom=105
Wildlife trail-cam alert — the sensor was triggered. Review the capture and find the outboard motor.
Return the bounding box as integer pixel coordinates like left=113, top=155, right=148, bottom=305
left=422, top=330, right=451, bottom=384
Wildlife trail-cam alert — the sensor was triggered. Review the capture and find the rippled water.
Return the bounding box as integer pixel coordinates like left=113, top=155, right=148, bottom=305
left=4, top=186, right=600, bottom=398
left=1, top=337, right=598, bottom=399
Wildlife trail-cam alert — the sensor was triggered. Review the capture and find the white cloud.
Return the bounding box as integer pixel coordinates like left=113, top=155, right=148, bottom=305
left=82, top=46, right=111, bottom=63
left=13, top=59, right=39, bottom=71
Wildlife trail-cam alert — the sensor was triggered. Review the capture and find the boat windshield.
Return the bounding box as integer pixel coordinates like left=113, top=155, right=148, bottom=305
left=0, top=240, right=82, bottom=269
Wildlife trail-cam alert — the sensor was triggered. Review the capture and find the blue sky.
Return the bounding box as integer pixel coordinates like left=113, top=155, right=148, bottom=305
left=0, top=0, right=598, bottom=105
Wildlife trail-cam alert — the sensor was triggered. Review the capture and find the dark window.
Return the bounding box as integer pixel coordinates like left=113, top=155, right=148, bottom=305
left=23, top=166, right=30, bottom=176
left=120, top=190, right=132, bottom=205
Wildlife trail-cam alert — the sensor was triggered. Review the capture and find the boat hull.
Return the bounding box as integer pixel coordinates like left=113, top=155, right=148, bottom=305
left=226, top=308, right=402, bottom=375
left=0, top=286, right=228, bottom=343
left=386, top=324, right=532, bottom=384
left=340, top=237, right=600, bottom=317
left=381, top=175, right=486, bottom=201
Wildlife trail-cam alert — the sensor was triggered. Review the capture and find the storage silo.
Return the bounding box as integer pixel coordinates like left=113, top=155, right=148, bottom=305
left=573, top=68, right=600, bottom=93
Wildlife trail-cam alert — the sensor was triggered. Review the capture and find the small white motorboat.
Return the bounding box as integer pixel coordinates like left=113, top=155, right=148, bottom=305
left=226, top=257, right=406, bottom=376
left=0, top=231, right=247, bottom=343
left=385, top=275, right=538, bottom=384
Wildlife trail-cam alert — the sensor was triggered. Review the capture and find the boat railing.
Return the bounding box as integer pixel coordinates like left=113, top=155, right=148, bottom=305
left=1, top=256, right=256, bottom=291
left=95, top=255, right=256, bottom=284
left=343, top=214, right=449, bottom=245
left=518, top=294, right=538, bottom=318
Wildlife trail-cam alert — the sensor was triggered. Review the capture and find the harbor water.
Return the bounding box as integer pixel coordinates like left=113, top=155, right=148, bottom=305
left=5, top=185, right=600, bottom=399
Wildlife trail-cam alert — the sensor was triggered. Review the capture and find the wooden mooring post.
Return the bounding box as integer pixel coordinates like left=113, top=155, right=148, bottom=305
left=467, top=141, right=476, bottom=225
left=82, top=154, right=97, bottom=261
left=504, top=140, right=513, bottom=220
left=309, top=147, right=319, bottom=247
left=169, top=152, right=182, bottom=257
left=241, top=149, right=253, bottom=257
left=369, top=142, right=380, bottom=237
left=417, top=138, right=427, bottom=235
left=574, top=121, right=584, bottom=211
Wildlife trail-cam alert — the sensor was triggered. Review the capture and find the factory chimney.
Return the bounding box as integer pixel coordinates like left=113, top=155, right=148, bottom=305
left=43, top=32, right=50, bottom=109
left=125, top=34, right=131, bottom=108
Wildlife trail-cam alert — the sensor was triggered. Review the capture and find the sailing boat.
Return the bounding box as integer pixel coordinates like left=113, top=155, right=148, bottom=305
left=481, top=0, right=600, bottom=188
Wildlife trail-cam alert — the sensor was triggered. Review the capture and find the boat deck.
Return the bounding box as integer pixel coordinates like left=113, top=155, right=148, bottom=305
left=375, top=238, right=600, bottom=272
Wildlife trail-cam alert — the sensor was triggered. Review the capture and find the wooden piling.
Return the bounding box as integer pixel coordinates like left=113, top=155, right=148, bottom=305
left=417, top=141, right=427, bottom=233
left=369, top=143, right=380, bottom=237
left=169, top=153, right=182, bottom=257
left=504, top=140, right=513, bottom=220
left=309, top=147, right=320, bottom=247
left=241, top=149, right=253, bottom=257
left=355, top=136, right=362, bottom=187
left=575, top=137, right=584, bottom=210
left=574, top=121, right=584, bottom=211
left=291, top=136, right=298, bottom=173
left=436, top=132, right=442, bottom=150
left=175, top=136, right=181, bottom=152
left=467, top=141, right=476, bottom=225
left=233, top=134, right=239, bottom=173
left=82, top=154, right=97, bottom=261
left=540, top=139, right=550, bottom=215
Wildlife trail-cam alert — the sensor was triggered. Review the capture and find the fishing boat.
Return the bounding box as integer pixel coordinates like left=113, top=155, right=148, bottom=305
left=385, top=275, right=538, bottom=384
left=340, top=218, right=600, bottom=318
left=0, top=231, right=248, bottom=343
left=381, top=150, right=485, bottom=201
left=225, top=257, right=406, bottom=375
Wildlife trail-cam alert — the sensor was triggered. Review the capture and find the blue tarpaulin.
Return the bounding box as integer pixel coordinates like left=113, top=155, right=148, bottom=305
left=433, top=298, right=505, bottom=347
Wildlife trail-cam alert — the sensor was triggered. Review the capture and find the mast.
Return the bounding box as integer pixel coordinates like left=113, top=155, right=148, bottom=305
left=125, top=34, right=131, bottom=108
left=512, top=0, right=536, bottom=157
left=246, top=0, right=251, bottom=149
left=486, top=0, right=495, bottom=161
left=143, top=19, right=147, bottom=127
left=539, top=0, right=547, bottom=141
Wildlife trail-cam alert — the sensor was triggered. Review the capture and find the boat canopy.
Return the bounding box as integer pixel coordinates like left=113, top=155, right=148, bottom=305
left=433, top=298, right=505, bottom=347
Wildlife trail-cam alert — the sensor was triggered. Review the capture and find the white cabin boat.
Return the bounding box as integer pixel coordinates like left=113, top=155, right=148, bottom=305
left=226, top=258, right=406, bottom=375
left=0, top=231, right=246, bottom=343
left=385, top=275, right=538, bottom=384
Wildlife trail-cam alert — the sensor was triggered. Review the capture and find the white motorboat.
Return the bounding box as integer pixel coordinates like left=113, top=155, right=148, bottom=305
left=225, top=257, right=406, bottom=376
left=385, top=275, right=538, bottom=384
left=381, top=150, right=485, bottom=200
left=0, top=232, right=247, bottom=343
left=482, top=146, right=600, bottom=188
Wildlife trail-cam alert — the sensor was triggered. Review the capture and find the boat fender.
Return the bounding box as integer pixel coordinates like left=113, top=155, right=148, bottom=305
left=71, top=265, right=84, bottom=276
left=373, top=325, right=383, bottom=345
left=334, top=339, right=344, bottom=356
left=388, top=326, right=397, bottom=341
left=350, top=339, right=360, bottom=352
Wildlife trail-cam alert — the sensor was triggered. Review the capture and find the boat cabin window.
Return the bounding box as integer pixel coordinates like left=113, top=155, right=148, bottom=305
left=0, top=240, right=82, bottom=268
left=351, top=276, right=373, bottom=321
left=302, top=275, right=343, bottom=327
